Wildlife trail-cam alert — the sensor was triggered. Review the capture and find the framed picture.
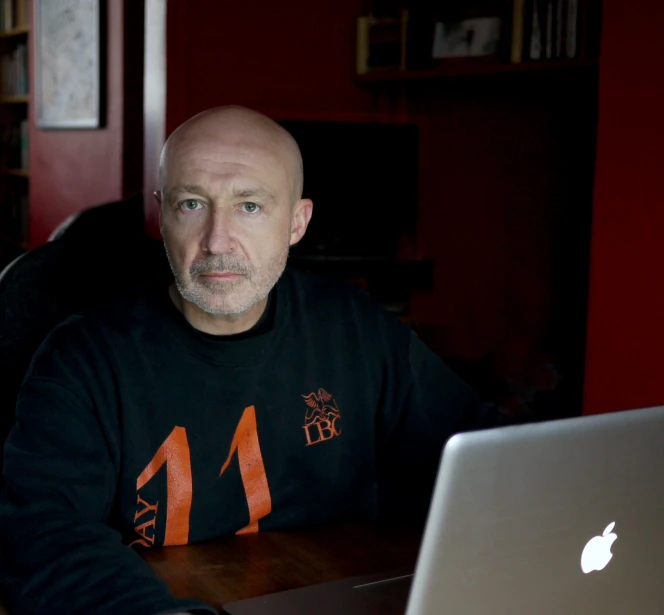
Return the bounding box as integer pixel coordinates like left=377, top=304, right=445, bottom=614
left=35, top=0, right=103, bottom=129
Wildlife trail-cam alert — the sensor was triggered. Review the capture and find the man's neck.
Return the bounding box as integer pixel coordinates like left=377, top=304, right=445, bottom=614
left=168, top=284, right=268, bottom=336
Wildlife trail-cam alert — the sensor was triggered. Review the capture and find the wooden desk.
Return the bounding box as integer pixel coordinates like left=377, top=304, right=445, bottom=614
left=142, top=522, right=421, bottom=612
left=0, top=522, right=419, bottom=614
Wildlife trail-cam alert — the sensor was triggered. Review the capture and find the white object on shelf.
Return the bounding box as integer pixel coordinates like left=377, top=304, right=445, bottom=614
left=432, top=17, right=501, bottom=59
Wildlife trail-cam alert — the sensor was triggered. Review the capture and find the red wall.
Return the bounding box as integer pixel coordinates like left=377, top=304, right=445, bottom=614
left=28, top=0, right=132, bottom=247
left=583, top=0, right=664, bottom=414
left=163, top=0, right=370, bottom=132
left=407, top=79, right=595, bottom=401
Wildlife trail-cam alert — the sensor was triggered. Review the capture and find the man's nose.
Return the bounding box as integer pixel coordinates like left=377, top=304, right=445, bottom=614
left=202, top=208, right=235, bottom=255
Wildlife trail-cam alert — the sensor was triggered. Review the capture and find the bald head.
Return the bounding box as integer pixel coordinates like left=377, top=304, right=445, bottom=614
left=160, top=106, right=304, bottom=201
left=157, top=105, right=314, bottom=330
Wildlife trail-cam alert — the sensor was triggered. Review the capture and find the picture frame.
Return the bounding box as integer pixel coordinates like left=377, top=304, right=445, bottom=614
left=35, top=0, right=104, bottom=129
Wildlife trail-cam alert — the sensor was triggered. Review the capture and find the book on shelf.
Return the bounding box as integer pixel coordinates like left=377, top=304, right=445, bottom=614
left=1, top=0, right=11, bottom=33
left=522, top=0, right=540, bottom=61
left=0, top=189, right=28, bottom=244
left=356, top=10, right=409, bottom=73
left=578, top=0, right=603, bottom=60
left=510, top=0, right=525, bottom=62
left=0, top=0, right=30, bottom=32
left=513, top=0, right=599, bottom=63
left=566, top=0, right=579, bottom=58
left=357, top=0, right=600, bottom=74
left=357, top=16, right=370, bottom=74
left=555, top=0, right=564, bottom=57
left=1, top=41, right=28, bottom=96
left=521, top=0, right=558, bottom=61
left=0, top=119, right=28, bottom=170
left=19, top=117, right=27, bottom=169
left=545, top=0, right=554, bottom=58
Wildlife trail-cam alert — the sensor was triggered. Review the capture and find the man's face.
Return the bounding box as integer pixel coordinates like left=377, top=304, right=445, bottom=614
left=160, top=136, right=303, bottom=317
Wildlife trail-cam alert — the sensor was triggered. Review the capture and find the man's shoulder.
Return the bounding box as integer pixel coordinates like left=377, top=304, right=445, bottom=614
left=22, top=291, right=160, bottom=385
left=281, top=267, right=407, bottom=338
left=43, top=289, right=161, bottom=350
left=282, top=267, right=376, bottom=312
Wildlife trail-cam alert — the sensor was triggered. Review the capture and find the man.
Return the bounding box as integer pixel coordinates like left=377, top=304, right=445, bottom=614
left=0, top=107, right=498, bottom=615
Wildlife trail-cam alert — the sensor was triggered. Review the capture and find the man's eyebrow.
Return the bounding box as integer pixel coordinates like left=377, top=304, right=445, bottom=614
left=164, top=185, right=275, bottom=200
left=232, top=186, right=275, bottom=200
left=165, top=185, right=207, bottom=198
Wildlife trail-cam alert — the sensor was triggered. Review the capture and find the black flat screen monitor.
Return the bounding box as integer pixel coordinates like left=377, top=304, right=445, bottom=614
left=278, top=120, right=419, bottom=260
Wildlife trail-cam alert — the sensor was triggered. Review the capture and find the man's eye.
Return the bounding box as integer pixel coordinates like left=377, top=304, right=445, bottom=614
left=240, top=202, right=261, bottom=214
left=180, top=199, right=203, bottom=212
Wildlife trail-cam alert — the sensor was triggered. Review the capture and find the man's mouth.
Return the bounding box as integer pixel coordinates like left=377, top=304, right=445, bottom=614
left=199, top=272, right=244, bottom=280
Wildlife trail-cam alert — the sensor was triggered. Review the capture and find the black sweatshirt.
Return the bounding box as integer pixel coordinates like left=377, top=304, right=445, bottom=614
left=0, top=268, right=495, bottom=615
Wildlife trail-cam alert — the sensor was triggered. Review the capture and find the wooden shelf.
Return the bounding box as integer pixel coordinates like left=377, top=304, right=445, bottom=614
left=355, top=58, right=598, bottom=83
left=0, top=25, right=29, bottom=38
left=0, top=94, right=28, bottom=103
left=2, top=168, right=29, bottom=178
left=0, top=233, right=28, bottom=250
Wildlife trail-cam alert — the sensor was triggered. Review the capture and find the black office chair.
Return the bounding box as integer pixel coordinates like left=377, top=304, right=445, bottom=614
left=0, top=194, right=171, bottom=470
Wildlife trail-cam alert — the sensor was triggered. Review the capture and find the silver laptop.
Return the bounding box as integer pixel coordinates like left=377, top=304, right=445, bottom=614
left=223, top=405, right=664, bottom=615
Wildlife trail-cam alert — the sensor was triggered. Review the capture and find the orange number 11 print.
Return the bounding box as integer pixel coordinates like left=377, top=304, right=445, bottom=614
left=135, top=406, right=272, bottom=546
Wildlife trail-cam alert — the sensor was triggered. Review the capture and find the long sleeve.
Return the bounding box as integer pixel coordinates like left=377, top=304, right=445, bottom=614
left=376, top=320, right=501, bottom=526
left=0, top=322, right=216, bottom=615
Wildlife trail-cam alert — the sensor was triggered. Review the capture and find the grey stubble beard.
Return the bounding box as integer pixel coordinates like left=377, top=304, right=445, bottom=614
left=164, top=242, right=289, bottom=317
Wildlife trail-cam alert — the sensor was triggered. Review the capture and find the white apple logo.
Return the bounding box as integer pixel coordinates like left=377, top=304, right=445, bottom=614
left=580, top=522, right=618, bottom=574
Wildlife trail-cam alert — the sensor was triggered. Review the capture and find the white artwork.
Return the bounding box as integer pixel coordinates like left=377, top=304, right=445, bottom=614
left=36, top=0, right=101, bottom=128
left=432, top=17, right=502, bottom=59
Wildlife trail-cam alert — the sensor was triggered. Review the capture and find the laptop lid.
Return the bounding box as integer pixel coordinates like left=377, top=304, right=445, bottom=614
left=407, top=405, right=664, bottom=615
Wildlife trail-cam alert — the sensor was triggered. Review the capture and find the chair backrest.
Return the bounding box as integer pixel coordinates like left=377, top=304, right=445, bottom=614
left=0, top=194, right=171, bottom=471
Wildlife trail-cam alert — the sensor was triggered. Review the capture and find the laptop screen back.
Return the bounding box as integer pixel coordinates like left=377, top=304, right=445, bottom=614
left=406, top=406, right=664, bottom=615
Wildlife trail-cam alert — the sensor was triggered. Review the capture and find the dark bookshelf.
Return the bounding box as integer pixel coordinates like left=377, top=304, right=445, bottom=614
left=0, top=0, right=30, bottom=255
left=356, top=0, right=602, bottom=82
left=0, top=232, right=26, bottom=250
left=356, top=57, right=597, bottom=83
left=2, top=167, right=28, bottom=177
left=0, top=24, right=28, bottom=39
left=0, top=94, right=27, bottom=103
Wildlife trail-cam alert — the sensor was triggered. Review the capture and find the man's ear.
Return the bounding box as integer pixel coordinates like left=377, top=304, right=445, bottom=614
left=290, top=199, right=313, bottom=246
left=154, top=191, right=164, bottom=231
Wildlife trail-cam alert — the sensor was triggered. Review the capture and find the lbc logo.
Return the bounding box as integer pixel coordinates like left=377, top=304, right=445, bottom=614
left=301, top=388, right=343, bottom=446
left=303, top=415, right=342, bottom=446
